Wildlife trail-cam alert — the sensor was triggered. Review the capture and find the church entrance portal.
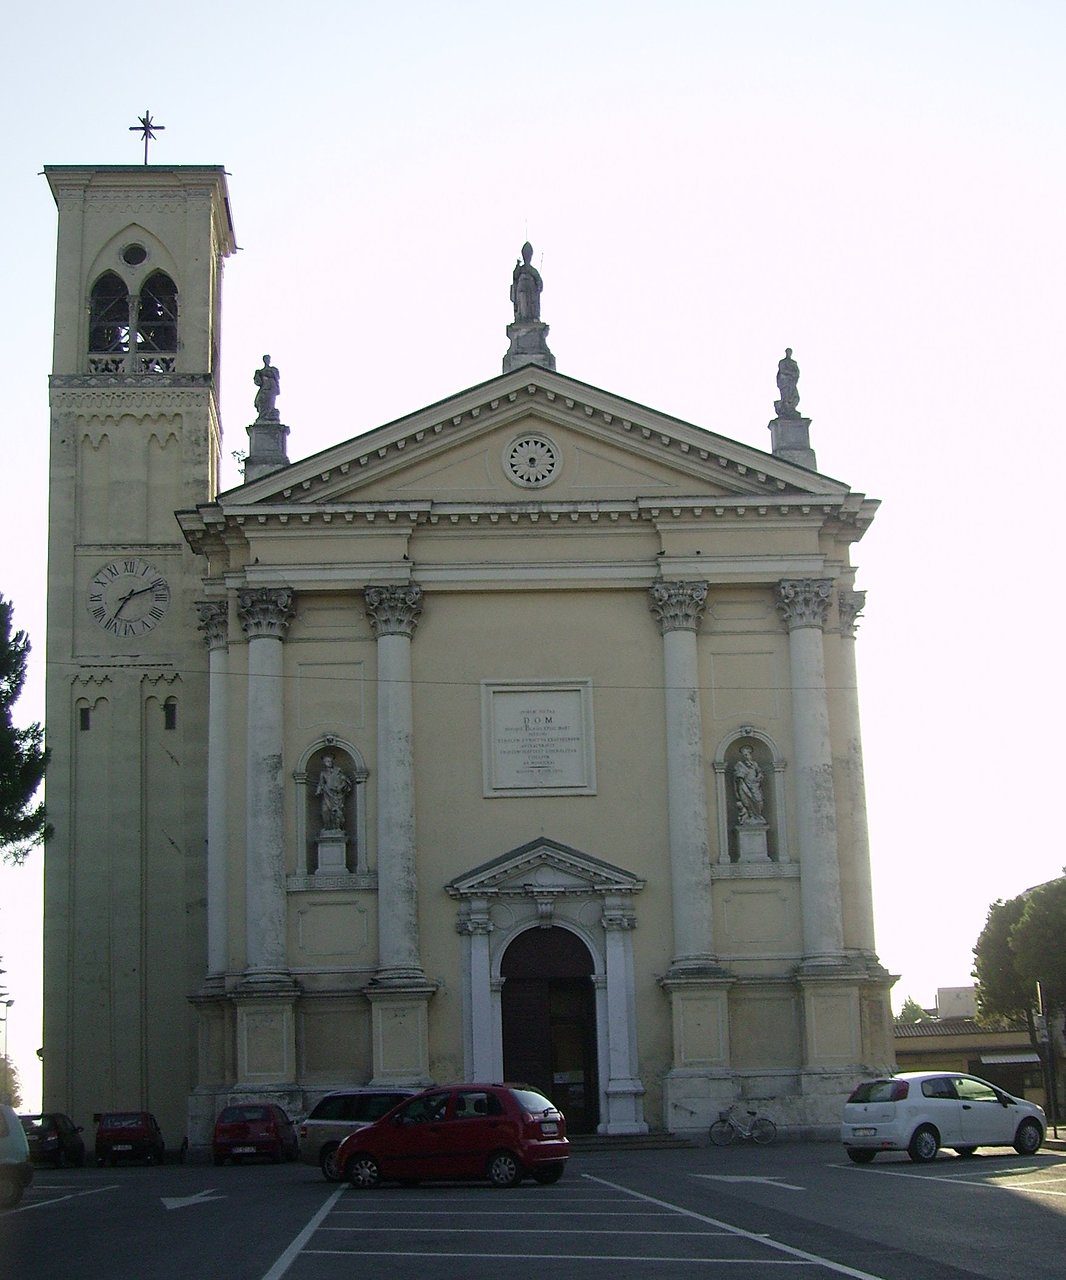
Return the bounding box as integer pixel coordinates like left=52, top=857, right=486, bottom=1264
left=500, top=927, right=599, bottom=1133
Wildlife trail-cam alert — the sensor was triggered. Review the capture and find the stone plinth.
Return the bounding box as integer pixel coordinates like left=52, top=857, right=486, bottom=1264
left=316, top=828, right=348, bottom=873
left=768, top=416, right=816, bottom=470
left=736, top=823, right=769, bottom=862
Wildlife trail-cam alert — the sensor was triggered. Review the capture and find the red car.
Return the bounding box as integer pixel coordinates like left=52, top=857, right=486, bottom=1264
left=335, top=1083, right=568, bottom=1189
left=213, top=1103, right=299, bottom=1165
left=94, top=1111, right=166, bottom=1166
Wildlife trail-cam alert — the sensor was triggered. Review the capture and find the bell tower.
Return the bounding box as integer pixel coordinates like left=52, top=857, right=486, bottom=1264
left=42, top=166, right=236, bottom=1139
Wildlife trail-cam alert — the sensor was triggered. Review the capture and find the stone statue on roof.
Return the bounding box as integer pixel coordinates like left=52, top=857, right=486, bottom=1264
left=253, top=354, right=281, bottom=422
left=774, top=348, right=800, bottom=420
left=511, top=242, right=542, bottom=323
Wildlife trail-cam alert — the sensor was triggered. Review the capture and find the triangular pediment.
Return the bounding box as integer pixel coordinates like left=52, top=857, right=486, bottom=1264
left=227, top=367, right=853, bottom=511
left=446, top=837, right=645, bottom=899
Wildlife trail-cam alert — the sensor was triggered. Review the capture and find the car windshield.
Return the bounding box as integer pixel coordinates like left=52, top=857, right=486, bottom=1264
left=20, top=1115, right=50, bottom=1132
left=510, top=1088, right=557, bottom=1114
left=847, top=1080, right=909, bottom=1103
left=219, top=1106, right=268, bottom=1122
left=101, top=1114, right=145, bottom=1128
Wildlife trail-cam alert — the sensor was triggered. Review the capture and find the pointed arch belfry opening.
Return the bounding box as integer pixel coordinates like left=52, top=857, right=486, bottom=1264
left=446, top=837, right=648, bottom=1136
left=501, top=926, right=598, bottom=1132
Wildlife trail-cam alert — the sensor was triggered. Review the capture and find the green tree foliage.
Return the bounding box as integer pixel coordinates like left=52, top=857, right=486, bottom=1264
left=0, top=594, right=49, bottom=865
left=1011, top=878, right=1066, bottom=1013
left=896, top=996, right=929, bottom=1023
left=0, top=1055, right=21, bottom=1109
left=972, top=895, right=1033, bottom=1027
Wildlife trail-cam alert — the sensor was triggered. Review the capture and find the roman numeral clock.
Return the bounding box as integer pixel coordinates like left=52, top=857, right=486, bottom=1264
left=87, top=558, right=171, bottom=637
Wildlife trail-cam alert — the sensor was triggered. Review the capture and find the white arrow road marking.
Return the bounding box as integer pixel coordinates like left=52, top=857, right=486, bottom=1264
left=695, top=1174, right=804, bottom=1191
left=161, top=1189, right=226, bottom=1210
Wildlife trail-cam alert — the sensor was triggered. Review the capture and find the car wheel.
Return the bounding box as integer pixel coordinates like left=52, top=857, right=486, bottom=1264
left=954, top=1147, right=977, bottom=1158
left=0, top=1173, right=24, bottom=1211
left=179, top=1138, right=189, bottom=1165
left=319, top=1144, right=344, bottom=1182
left=213, top=1155, right=225, bottom=1167
left=1014, top=1118, right=1043, bottom=1156
left=531, top=1163, right=565, bottom=1184
left=908, top=1125, right=940, bottom=1163
left=846, top=1148, right=877, bottom=1164
left=74, top=1150, right=85, bottom=1168
left=270, top=1147, right=282, bottom=1164
left=487, top=1150, right=523, bottom=1188
left=346, top=1154, right=381, bottom=1190
left=53, top=1150, right=68, bottom=1169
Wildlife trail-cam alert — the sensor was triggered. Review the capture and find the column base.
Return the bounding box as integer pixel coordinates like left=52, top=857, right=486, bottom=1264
left=365, top=977, right=438, bottom=1087
left=598, top=1080, right=649, bottom=1135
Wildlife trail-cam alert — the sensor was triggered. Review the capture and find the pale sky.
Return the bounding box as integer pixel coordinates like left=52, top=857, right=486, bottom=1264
left=2, top=0, right=1063, bottom=1112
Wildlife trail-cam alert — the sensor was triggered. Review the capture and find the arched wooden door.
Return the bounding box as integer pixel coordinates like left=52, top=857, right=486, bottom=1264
left=500, top=927, right=599, bottom=1133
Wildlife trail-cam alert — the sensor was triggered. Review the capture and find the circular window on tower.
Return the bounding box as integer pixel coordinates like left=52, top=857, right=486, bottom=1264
left=122, top=243, right=148, bottom=266
left=504, top=433, right=561, bottom=487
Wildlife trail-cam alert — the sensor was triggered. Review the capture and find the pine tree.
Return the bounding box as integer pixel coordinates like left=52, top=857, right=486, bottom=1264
left=0, top=595, right=49, bottom=865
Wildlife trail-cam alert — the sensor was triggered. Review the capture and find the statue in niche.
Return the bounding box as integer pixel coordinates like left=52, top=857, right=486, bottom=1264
left=774, top=347, right=801, bottom=419
left=253, top=354, right=281, bottom=421
left=315, top=753, right=351, bottom=831
left=732, top=745, right=766, bottom=826
left=511, top=242, right=542, bottom=322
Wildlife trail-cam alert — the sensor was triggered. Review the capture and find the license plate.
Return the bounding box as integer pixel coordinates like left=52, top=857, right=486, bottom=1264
left=540, top=1122, right=559, bottom=1136
left=233, top=1146, right=256, bottom=1154
left=852, top=1127, right=876, bottom=1137
left=114, top=1144, right=133, bottom=1151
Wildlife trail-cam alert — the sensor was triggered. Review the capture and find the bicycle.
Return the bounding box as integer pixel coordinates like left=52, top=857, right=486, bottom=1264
left=709, top=1105, right=776, bottom=1146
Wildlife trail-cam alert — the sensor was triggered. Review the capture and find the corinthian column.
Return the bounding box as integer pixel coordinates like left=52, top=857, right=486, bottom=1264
left=364, top=584, right=425, bottom=982
left=837, top=589, right=876, bottom=957
left=237, top=587, right=296, bottom=982
left=197, top=601, right=230, bottom=985
left=648, top=581, right=716, bottom=971
left=777, top=579, right=844, bottom=965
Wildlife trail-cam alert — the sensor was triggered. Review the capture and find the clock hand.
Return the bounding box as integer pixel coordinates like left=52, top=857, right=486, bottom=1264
left=112, top=585, right=155, bottom=620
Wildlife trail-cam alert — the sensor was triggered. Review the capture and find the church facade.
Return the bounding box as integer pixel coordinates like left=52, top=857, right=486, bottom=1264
left=43, top=164, right=895, bottom=1148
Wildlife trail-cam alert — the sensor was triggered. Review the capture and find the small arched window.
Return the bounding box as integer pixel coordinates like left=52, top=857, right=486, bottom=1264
left=87, top=268, right=178, bottom=373
left=88, top=273, right=130, bottom=362
left=137, top=272, right=178, bottom=361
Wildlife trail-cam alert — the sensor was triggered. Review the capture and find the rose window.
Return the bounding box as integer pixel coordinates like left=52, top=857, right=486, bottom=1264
left=506, top=435, right=560, bottom=486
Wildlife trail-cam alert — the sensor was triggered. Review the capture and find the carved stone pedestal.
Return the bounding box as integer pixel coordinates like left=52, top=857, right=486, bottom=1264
left=659, top=969, right=735, bottom=1135
left=365, top=979, right=438, bottom=1088
left=735, top=823, right=769, bottom=862
left=315, top=828, right=347, bottom=873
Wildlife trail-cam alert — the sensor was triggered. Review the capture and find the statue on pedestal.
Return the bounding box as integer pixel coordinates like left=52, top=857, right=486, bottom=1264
left=511, top=242, right=542, bottom=322
left=733, top=746, right=766, bottom=826
left=253, top=354, right=281, bottom=422
left=315, top=754, right=351, bottom=832
left=774, top=348, right=800, bottom=420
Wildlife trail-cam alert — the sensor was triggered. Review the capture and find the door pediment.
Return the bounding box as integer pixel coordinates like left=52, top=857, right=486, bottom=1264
left=446, top=837, right=645, bottom=899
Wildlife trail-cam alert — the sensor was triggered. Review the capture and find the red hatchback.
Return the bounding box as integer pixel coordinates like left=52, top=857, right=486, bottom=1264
left=335, top=1083, right=568, bottom=1189
left=213, top=1104, right=299, bottom=1165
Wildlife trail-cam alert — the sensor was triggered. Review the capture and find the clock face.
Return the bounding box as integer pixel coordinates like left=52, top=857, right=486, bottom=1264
left=88, top=559, right=171, bottom=637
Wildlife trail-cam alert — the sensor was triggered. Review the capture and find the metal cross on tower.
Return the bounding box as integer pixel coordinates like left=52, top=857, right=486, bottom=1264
left=129, top=110, right=165, bottom=164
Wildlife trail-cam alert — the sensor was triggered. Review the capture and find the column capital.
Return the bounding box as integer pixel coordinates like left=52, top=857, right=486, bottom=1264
left=364, top=583, right=424, bottom=638
left=237, top=587, right=296, bottom=639
left=648, top=580, right=708, bottom=634
left=838, top=589, right=866, bottom=638
left=776, top=578, right=833, bottom=631
left=196, top=600, right=229, bottom=650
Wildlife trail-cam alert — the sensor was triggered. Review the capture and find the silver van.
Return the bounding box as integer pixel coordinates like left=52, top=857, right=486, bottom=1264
left=299, top=1088, right=418, bottom=1180
left=1, top=1103, right=33, bottom=1209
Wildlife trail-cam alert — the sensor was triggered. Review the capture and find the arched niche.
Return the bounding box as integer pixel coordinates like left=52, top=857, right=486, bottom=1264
left=293, top=736, right=368, bottom=876
left=711, top=726, right=789, bottom=865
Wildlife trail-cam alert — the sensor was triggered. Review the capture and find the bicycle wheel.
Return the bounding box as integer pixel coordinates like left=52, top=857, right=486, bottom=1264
left=751, top=1118, right=776, bottom=1145
left=709, top=1120, right=736, bottom=1146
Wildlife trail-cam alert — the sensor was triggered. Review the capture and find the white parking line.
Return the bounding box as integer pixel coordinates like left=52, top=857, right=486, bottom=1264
left=584, top=1174, right=890, bottom=1280
left=259, top=1186, right=346, bottom=1280
left=13, top=1184, right=119, bottom=1212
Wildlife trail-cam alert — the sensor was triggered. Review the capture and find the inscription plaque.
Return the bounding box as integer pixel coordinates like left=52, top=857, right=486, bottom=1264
left=482, top=681, right=596, bottom=796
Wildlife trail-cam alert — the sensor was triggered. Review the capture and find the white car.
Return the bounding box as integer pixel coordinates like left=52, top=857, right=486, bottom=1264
left=841, top=1070, right=1046, bottom=1164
